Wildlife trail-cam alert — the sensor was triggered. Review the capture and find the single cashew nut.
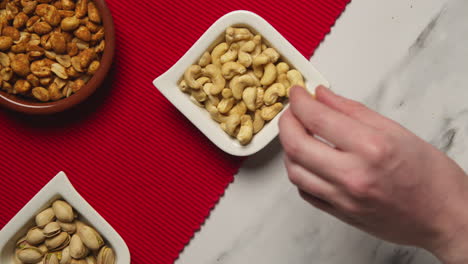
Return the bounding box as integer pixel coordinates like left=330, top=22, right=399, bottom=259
left=189, top=96, right=204, bottom=107
left=203, top=83, right=220, bottom=106
left=230, top=74, right=257, bottom=100
left=221, top=61, right=246, bottom=80
left=237, top=115, right=253, bottom=145
left=286, top=69, right=305, bottom=96
left=260, top=63, right=277, bottom=86
left=261, top=102, right=283, bottom=121
left=211, top=42, right=228, bottom=67
left=256, top=87, right=265, bottom=109
left=220, top=43, right=239, bottom=64
left=206, top=100, right=227, bottom=123
left=220, top=114, right=241, bottom=136
left=217, top=97, right=235, bottom=114
left=237, top=41, right=256, bottom=67
left=202, top=64, right=225, bottom=95
left=198, top=51, right=211, bottom=67
left=221, top=88, right=232, bottom=99
left=191, top=88, right=207, bottom=102
left=264, top=83, right=286, bottom=105
left=276, top=62, right=290, bottom=75
left=225, top=27, right=253, bottom=44
left=262, top=48, right=280, bottom=63
left=242, top=87, right=257, bottom=112
left=229, top=101, right=247, bottom=116
left=251, top=35, right=262, bottom=58
left=196, top=76, right=211, bottom=86
left=252, top=54, right=269, bottom=78
left=253, top=110, right=265, bottom=134
left=277, top=73, right=290, bottom=90
left=184, top=65, right=202, bottom=89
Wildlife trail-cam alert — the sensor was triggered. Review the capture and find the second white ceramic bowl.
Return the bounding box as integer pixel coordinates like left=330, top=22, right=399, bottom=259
left=153, top=10, right=329, bottom=156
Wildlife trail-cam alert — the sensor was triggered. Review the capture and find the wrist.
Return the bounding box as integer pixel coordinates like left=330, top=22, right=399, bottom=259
left=425, top=203, right=468, bottom=264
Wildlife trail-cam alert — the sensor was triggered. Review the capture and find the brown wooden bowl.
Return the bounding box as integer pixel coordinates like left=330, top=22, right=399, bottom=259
left=0, top=0, right=115, bottom=115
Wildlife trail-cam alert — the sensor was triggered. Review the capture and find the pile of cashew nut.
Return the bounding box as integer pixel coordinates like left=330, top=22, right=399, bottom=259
left=179, top=27, right=305, bottom=145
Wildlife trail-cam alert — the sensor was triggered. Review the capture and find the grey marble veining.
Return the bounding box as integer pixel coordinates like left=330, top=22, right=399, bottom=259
left=176, top=0, right=466, bottom=263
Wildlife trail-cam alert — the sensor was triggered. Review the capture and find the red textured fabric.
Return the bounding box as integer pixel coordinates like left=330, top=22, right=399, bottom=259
left=0, top=1, right=349, bottom=263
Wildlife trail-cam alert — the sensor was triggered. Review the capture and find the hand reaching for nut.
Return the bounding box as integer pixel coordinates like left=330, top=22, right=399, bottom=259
left=0, top=0, right=105, bottom=102
left=179, top=27, right=305, bottom=145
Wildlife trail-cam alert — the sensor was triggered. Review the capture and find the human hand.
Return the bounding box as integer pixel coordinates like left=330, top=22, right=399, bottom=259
left=279, top=85, right=468, bottom=264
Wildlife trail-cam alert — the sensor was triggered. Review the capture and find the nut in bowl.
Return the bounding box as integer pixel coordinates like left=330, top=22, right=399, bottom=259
left=153, top=10, right=329, bottom=156
left=0, top=172, right=130, bottom=264
left=0, top=0, right=115, bottom=114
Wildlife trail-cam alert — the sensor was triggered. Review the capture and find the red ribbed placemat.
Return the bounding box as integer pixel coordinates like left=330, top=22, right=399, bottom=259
left=0, top=1, right=349, bottom=263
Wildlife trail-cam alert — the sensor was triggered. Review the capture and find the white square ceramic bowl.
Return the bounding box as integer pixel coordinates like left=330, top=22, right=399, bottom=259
left=0, top=172, right=130, bottom=264
left=153, top=10, right=329, bottom=156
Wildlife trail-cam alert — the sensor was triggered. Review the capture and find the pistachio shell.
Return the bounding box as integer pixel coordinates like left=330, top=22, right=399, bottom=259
left=44, top=222, right=61, bottom=237
left=77, top=226, right=103, bottom=250
left=16, top=235, right=31, bottom=249
left=74, top=220, right=86, bottom=233
left=36, top=208, right=56, bottom=228
left=85, top=256, right=96, bottom=264
left=38, top=244, right=48, bottom=254
left=26, top=227, right=46, bottom=245
left=44, top=253, right=59, bottom=264
left=52, top=200, right=74, bottom=223
left=17, top=247, right=44, bottom=264
left=60, top=246, right=71, bottom=264
left=96, top=246, right=115, bottom=264
left=69, top=234, right=89, bottom=259
left=58, top=221, right=76, bottom=234
left=45, top=232, right=70, bottom=251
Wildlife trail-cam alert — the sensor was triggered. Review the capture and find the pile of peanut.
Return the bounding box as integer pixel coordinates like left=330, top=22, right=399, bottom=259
left=179, top=27, right=305, bottom=145
left=0, top=0, right=105, bottom=102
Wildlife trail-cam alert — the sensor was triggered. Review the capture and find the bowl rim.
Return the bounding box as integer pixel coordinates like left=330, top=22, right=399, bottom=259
left=0, top=171, right=131, bottom=264
left=0, top=0, right=116, bottom=115
left=153, top=10, right=329, bottom=156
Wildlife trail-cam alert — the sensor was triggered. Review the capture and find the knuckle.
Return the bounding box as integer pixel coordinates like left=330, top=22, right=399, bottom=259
left=362, top=134, right=394, bottom=164
left=286, top=163, right=303, bottom=187
left=345, top=176, right=375, bottom=200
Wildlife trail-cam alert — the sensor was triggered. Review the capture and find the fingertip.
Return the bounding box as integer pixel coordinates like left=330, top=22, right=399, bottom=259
left=289, top=85, right=307, bottom=100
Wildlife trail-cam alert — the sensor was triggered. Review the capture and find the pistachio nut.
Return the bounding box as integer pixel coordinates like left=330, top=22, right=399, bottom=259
left=43, top=222, right=61, bottom=237
left=36, top=208, right=56, bottom=228
left=74, top=220, right=86, bottom=233
left=85, top=256, right=97, bottom=264
left=44, top=253, right=60, bottom=264
left=52, top=200, right=74, bottom=223
left=96, top=246, right=115, bottom=264
left=77, top=226, right=103, bottom=251
left=69, top=234, right=89, bottom=259
left=45, top=232, right=70, bottom=251
left=17, top=247, right=44, bottom=264
left=26, top=227, right=46, bottom=245
left=38, top=243, right=48, bottom=254
left=58, top=221, right=76, bottom=234
left=60, top=246, right=71, bottom=264
left=16, top=235, right=31, bottom=249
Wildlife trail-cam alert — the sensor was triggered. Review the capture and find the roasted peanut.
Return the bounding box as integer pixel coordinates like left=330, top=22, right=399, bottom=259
left=33, top=21, right=53, bottom=35
left=0, top=36, right=13, bottom=50
left=13, top=12, right=28, bottom=28
left=51, top=63, right=67, bottom=79
left=61, top=16, right=80, bottom=31
left=70, top=79, right=84, bottom=92
left=13, top=79, right=31, bottom=93
left=75, top=0, right=87, bottom=18
left=31, top=59, right=51, bottom=77
left=1, top=67, right=13, bottom=81
left=87, top=2, right=100, bottom=23
left=32, top=86, right=50, bottom=101
left=3, top=26, right=20, bottom=40
left=61, top=0, right=75, bottom=10
left=11, top=53, right=30, bottom=76
left=48, top=82, right=63, bottom=100
left=44, top=5, right=61, bottom=26
left=49, top=32, right=66, bottom=53
left=87, top=60, right=99, bottom=74
left=74, top=25, right=91, bottom=41
left=26, top=73, right=39, bottom=86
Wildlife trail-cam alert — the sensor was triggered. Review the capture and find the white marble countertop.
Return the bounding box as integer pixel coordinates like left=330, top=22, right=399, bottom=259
left=177, top=0, right=466, bottom=263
